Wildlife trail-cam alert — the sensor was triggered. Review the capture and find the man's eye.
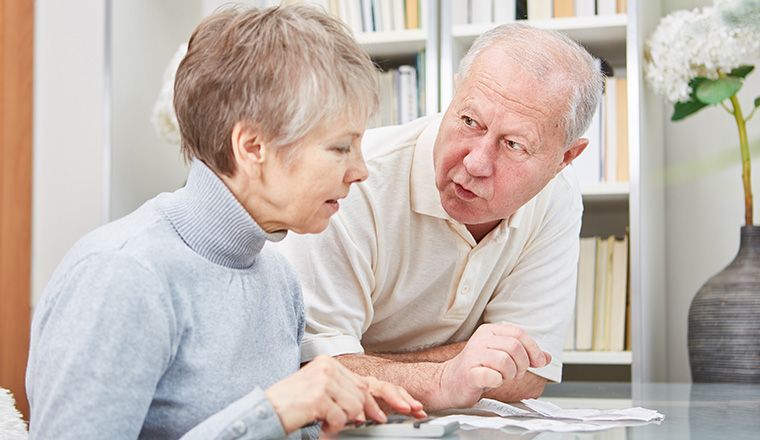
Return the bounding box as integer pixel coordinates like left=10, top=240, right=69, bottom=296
left=506, top=140, right=526, bottom=151
left=463, top=116, right=478, bottom=127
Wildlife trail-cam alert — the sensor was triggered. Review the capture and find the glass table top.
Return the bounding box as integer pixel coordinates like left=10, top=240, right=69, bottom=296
left=326, top=382, right=760, bottom=440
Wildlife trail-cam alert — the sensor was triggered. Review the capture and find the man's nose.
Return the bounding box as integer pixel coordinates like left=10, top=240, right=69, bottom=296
left=462, top=138, right=496, bottom=177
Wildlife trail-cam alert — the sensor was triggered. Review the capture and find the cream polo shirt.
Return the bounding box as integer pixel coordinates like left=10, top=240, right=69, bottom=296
left=275, top=114, right=583, bottom=382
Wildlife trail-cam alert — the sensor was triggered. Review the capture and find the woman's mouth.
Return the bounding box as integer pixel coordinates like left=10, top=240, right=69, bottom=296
left=325, top=199, right=340, bottom=211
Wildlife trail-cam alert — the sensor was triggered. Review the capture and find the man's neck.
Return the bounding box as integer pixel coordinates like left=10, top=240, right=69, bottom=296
left=466, top=220, right=502, bottom=243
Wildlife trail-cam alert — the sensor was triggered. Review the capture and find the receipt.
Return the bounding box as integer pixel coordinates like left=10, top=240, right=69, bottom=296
left=428, top=397, right=664, bottom=433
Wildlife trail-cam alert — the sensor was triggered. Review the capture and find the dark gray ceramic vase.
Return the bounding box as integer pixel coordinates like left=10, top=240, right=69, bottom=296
left=688, top=225, right=760, bottom=383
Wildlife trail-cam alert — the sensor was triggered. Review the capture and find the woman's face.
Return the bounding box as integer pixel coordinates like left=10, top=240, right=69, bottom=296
left=252, top=117, right=369, bottom=234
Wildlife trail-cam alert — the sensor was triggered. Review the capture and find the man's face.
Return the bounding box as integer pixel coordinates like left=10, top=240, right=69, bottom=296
left=433, top=47, right=571, bottom=229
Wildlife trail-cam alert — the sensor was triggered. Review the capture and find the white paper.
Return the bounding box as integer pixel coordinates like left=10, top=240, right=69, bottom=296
left=428, top=398, right=664, bottom=433
left=521, top=399, right=664, bottom=422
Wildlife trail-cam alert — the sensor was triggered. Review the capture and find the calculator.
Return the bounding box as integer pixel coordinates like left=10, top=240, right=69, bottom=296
left=339, top=415, right=459, bottom=438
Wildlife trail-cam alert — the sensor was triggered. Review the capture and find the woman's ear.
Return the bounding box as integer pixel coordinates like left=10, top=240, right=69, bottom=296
left=230, top=121, right=265, bottom=179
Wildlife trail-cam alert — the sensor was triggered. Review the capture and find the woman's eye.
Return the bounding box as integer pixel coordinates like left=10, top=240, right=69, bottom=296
left=333, top=144, right=351, bottom=153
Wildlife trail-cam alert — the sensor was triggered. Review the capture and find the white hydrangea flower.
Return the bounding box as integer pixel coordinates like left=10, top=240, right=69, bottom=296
left=644, top=4, right=760, bottom=103
left=151, top=43, right=188, bottom=145
left=716, top=0, right=760, bottom=29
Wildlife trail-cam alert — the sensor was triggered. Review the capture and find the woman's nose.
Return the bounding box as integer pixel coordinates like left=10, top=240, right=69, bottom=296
left=346, top=148, right=369, bottom=184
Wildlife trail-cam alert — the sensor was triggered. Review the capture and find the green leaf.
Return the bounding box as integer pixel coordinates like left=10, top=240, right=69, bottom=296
left=728, top=65, right=755, bottom=79
left=695, top=77, right=743, bottom=105
left=755, top=96, right=760, bottom=109
left=672, top=99, right=708, bottom=121
left=688, top=77, right=708, bottom=98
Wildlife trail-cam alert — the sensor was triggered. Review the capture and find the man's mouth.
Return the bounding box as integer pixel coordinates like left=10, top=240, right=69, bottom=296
left=454, top=183, right=478, bottom=200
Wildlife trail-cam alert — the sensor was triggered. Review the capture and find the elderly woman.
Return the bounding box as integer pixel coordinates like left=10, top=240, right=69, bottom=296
left=26, top=4, right=424, bottom=440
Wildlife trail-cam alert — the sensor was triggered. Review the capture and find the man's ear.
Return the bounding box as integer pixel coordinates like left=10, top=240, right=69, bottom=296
left=230, top=121, right=265, bottom=178
left=556, top=138, right=589, bottom=174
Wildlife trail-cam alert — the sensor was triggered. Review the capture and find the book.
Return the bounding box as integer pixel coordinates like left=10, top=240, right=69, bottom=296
left=397, top=65, right=419, bottom=124
left=607, top=234, right=629, bottom=351
left=527, top=0, right=552, bottom=20
left=573, top=99, right=603, bottom=185
left=604, top=75, right=617, bottom=182
left=553, top=0, right=575, bottom=18
left=360, top=0, right=374, bottom=32
left=379, top=0, right=394, bottom=32
left=516, top=0, right=528, bottom=20
left=575, top=0, right=596, bottom=17
left=575, top=236, right=597, bottom=351
left=379, top=69, right=397, bottom=126
left=597, top=0, right=617, bottom=16
left=470, top=0, right=493, bottom=24
left=617, top=0, right=627, bottom=13
left=564, top=314, right=575, bottom=350
left=592, top=236, right=613, bottom=351
left=615, top=76, right=629, bottom=182
left=494, top=0, right=517, bottom=23
left=416, top=50, right=426, bottom=117
left=343, top=0, right=363, bottom=33
left=392, top=0, right=405, bottom=31
left=405, top=0, right=419, bottom=29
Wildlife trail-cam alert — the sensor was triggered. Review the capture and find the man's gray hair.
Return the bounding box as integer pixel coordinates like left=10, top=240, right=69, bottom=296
left=458, top=23, right=605, bottom=146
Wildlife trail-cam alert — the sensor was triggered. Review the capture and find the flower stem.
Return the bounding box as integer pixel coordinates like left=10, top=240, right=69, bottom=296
left=729, top=94, right=753, bottom=226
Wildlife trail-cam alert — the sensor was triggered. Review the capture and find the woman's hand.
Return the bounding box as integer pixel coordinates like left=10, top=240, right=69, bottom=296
left=365, top=376, right=426, bottom=419
left=264, top=355, right=424, bottom=434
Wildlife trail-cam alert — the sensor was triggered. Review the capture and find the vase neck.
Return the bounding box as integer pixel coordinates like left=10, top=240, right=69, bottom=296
left=738, top=226, right=760, bottom=258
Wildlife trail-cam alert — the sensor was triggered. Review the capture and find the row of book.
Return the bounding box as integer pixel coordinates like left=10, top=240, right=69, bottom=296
left=565, top=234, right=630, bottom=352
left=573, top=71, right=629, bottom=185
left=453, top=0, right=627, bottom=25
left=306, top=0, right=423, bottom=34
left=368, top=63, right=423, bottom=128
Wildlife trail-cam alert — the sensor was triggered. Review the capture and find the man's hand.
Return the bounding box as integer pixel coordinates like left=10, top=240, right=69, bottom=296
left=265, top=355, right=424, bottom=434
left=436, top=324, right=551, bottom=408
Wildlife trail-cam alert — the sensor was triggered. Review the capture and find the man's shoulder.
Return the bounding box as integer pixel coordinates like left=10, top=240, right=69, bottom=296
left=362, top=114, right=441, bottom=161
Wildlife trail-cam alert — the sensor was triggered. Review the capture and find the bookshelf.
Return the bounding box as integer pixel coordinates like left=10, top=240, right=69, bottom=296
left=319, top=0, right=667, bottom=383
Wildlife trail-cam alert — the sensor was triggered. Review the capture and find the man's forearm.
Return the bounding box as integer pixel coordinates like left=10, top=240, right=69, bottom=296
left=337, top=348, right=548, bottom=410
left=369, top=342, right=466, bottom=363
left=336, top=353, right=447, bottom=410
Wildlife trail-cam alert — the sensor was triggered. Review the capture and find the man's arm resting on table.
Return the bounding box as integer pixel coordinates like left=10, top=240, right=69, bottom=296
left=335, top=324, right=551, bottom=410
left=370, top=343, right=548, bottom=401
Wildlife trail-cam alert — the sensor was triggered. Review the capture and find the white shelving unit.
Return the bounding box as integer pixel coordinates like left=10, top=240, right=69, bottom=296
left=563, top=350, right=633, bottom=365
left=350, top=0, right=440, bottom=118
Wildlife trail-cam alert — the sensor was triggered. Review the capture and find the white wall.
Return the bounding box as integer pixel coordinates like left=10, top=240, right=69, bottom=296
left=33, top=0, right=107, bottom=304
left=33, top=1, right=287, bottom=304
left=110, top=0, right=201, bottom=220
left=660, top=0, right=760, bottom=382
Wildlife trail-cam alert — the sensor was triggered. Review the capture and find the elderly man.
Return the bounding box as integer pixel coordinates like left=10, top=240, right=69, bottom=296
left=276, top=22, right=604, bottom=411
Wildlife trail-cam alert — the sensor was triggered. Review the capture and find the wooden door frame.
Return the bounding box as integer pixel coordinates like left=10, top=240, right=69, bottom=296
left=0, top=0, right=34, bottom=420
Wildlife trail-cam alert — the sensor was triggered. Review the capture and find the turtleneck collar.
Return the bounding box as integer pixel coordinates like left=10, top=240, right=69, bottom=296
left=157, top=159, right=286, bottom=269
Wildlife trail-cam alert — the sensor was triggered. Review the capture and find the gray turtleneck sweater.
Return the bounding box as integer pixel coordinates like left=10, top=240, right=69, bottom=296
left=27, top=159, right=306, bottom=440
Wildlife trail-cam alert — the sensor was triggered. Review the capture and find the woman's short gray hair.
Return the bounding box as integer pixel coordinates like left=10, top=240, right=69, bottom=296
left=458, top=23, right=604, bottom=147
left=174, top=3, right=380, bottom=175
